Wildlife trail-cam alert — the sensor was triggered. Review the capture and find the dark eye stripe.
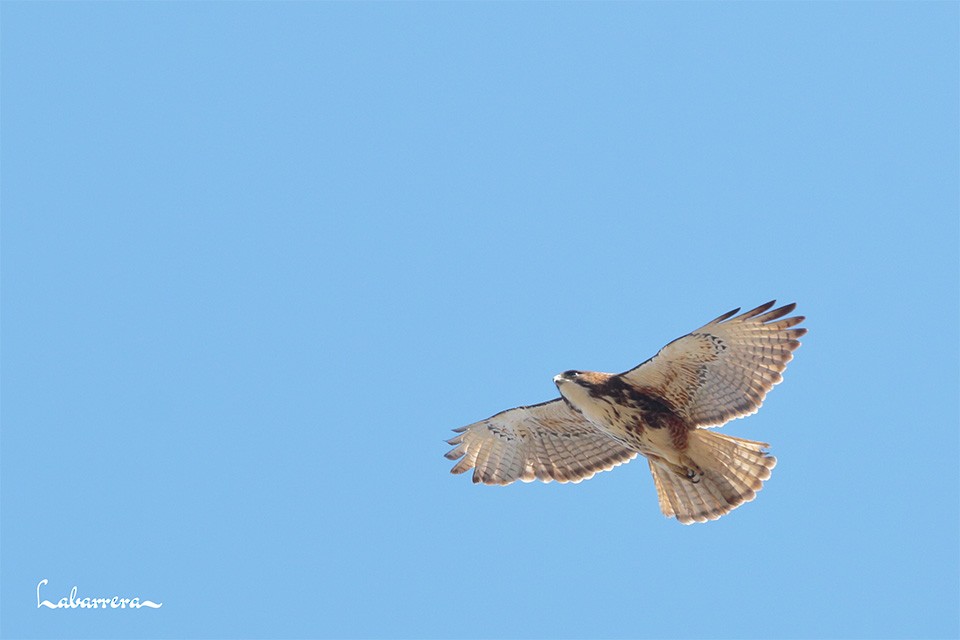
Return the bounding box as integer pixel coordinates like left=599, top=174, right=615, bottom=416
left=563, top=370, right=580, bottom=378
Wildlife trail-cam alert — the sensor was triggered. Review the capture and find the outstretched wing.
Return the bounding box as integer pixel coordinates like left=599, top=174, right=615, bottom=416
left=622, top=301, right=806, bottom=429
left=445, top=399, right=637, bottom=485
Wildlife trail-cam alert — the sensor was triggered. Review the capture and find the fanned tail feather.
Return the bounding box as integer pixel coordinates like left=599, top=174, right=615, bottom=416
left=648, top=430, right=776, bottom=524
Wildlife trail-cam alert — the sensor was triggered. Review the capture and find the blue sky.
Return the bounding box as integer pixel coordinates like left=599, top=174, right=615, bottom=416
left=2, top=3, right=957, bottom=639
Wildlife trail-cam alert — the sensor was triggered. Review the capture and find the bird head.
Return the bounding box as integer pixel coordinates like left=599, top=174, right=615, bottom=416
left=554, top=370, right=613, bottom=407
left=553, top=370, right=583, bottom=386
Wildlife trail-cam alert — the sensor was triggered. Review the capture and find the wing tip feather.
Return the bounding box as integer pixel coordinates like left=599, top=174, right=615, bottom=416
left=741, top=300, right=777, bottom=319
left=712, top=307, right=741, bottom=324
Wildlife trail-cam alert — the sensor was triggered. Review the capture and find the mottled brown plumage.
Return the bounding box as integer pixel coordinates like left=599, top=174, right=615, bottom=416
left=445, top=301, right=806, bottom=524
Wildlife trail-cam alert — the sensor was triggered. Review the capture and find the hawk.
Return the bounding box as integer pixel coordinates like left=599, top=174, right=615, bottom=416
left=445, top=301, right=806, bottom=524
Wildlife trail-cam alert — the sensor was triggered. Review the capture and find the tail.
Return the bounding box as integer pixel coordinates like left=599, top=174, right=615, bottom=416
left=648, top=431, right=777, bottom=524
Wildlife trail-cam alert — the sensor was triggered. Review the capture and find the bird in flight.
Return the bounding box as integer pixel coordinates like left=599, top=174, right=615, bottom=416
left=445, top=301, right=806, bottom=524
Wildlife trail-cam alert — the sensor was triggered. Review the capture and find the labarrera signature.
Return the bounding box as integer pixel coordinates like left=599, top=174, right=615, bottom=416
left=36, top=579, right=162, bottom=609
